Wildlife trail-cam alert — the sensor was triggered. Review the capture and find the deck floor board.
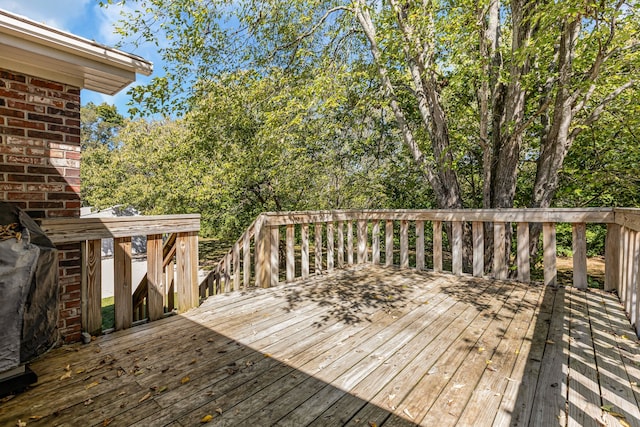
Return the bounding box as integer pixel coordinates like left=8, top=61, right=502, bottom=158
left=2, top=265, right=640, bottom=427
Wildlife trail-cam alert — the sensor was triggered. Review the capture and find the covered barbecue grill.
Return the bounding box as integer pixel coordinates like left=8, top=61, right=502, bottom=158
left=0, top=202, right=59, bottom=396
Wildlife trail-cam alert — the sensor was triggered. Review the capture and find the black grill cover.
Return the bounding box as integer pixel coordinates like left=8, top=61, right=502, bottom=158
left=0, top=202, right=59, bottom=372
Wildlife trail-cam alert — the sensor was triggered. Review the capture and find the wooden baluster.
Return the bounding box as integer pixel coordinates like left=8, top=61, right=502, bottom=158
left=452, top=221, right=462, bottom=275
left=82, top=239, right=102, bottom=336
left=286, top=224, right=295, bottom=282
left=114, top=237, right=132, bottom=330
left=315, top=223, right=323, bottom=273
left=243, top=232, right=250, bottom=288
left=270, top=226, right=279, bottom=287
left=166, top=259, right=175, bottom=312
left=605, top=223, right=620, bottom=292
left=624, top=229, right=634, bottom=316
left=177, top=232, right=199, bottom=311
left=372, top=220, right=380, bottom=265
left=327, top=222, right=335, bottom=271
left=400, top=220, right=409, bottom=269
left=416, top=220, right=424, bottom=270
left=572, top=223, right=587, bottom=289
left=357, top=219, right=367, bottom=264
left=472, top=221, right=484, bottom=278
left=385, top=220, right=394, bottom=267
left=224, top=253, right=231, bottom=292
left=516, top=222, right=530, bottom=283
left=631, top=231, right=640, bottom=328
left=254, top=219, right=270, bottom=288
left=493, top=222, right=507, bottom=280
left=301, top=223, right=309, bottom=279
left=147, top=234, right=164, bottom=321
left=543, top=223, right=557, bottom=286
left=621, top=227, right=630, bottom=307
left=347, top=221, right=354, bottom=265
left=233, top=242, right=240, bottom=291
left=337, top=221, right=344, bottom=268
left=433, top=221, right=442, bottom=273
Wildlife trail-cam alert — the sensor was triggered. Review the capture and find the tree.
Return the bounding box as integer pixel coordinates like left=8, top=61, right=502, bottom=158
left=103, top=0, right=639, bottom=260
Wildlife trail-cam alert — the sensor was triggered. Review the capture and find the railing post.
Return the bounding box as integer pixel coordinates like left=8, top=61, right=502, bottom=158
left=400, top=220, right=409, bottom=268
left=372, top=220, right=380, bottom=265
left=572, top=223, right=587, bottom=289
left=452, top=221, right=462, bottom=275
left=147, top=234, right=164, bottom=321
left=177, top=231, right=199, bottom=311
left=82, top=239, right=102, bottom=336
left=605, top=223, right=620, bottom=292
left=337, top=221, right=344, bottom=268
left=472, top=221, right=484, bottom=278
left=286, top=224, right=295, bottom=282
left=301, top=223, right=309, bottom=279
left=416, top=220, right=424, bottom=270
left=385, top=220, right=393, bottom=266
left=516, top=222, right=530, bottom=283
left=493, top=222, right=507, bottom=280
left=233, top=242, right=240, bottom=291
left=433, top=221, right=442, bottom=273
left=327, top=222, right=334, bottom=271
left=113, top=237, right=132, bottom=331
left=543, top=222, right=557, bottom=286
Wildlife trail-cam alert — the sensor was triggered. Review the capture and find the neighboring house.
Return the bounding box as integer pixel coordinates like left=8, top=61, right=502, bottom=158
left=0, top=9, right=152, bottom=343
left=81, top=205, right=147, bottom=256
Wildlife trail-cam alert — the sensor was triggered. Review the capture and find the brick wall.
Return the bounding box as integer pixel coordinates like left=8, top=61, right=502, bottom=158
left=0, top=68, right=83, bottom=343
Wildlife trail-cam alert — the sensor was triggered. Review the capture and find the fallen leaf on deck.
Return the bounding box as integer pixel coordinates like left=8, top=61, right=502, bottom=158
left=619, top=419, right=631, bottom=427
left=16, top=420, right=26, bottom=427
left=158, top=386, right=168, bottom=393
left=403, top=408, right=415, bottom=420
left=368, top=422, right=377, bottom=427
left=200, top=415, right=213, bottom=423
left=84, top=399, right=93, bottom=406
left=59, top=371, right=71, bottom=380
left=28, top=416, right=43, bottom=421
left=86, top=381, right=99, bottom=390
left=215, top=408, right=223, bottom=415
left=207, top=338, right=214, bottom=342
left=486, top=360, right=492, bottom=364
left=264, top=353, right=272, bottom=358
left=545, top=340, right=555, bottom=344
left=181, top=376, right=190, bottom=384
left=139, top=392, right=151, bottom=403
left=515, top=349, right=520, bottom=355
left=64, top=364, right=70, bottom=371
left=621, top=335, right=628, bottom=340
left=601, top=404, right=614, bottom=412
left=487, top=366, right=497, bottom=372
left=189, top=359, right=197, bottom=365
left=506, top=377, right=518, bottom=382
left=76, top=368, right=86, bottom=374
left=477, top=347, right=485, bottom=353
left=452, top=383, right=465, bottom=390
left=102, top=419, right=113, bottom=426
left=117, top=391, right=126, bottom=396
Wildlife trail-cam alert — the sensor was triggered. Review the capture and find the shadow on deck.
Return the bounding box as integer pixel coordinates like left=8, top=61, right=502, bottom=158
left=1, top=266, right=639, bottom=426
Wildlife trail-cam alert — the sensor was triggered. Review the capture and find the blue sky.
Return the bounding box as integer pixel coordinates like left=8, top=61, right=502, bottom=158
left=0, top=0, right=159, bottom=114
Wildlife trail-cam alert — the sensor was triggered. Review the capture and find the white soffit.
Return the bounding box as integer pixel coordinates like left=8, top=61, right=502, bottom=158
left=0, top=9, right=152, bottom=95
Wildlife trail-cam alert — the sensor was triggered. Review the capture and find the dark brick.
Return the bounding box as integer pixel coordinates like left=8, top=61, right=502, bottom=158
left=47, top=107, right=80, bottom=119
left=7, top=174, right=45, bottom=182
left=0, top=71, right=26, bottom=83
left=28, top=113, right=63, bottom=124
left=26, top=130, right=63, bottom=141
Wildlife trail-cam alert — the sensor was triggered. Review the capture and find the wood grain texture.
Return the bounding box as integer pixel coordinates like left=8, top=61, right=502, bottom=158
left=543, top=222, right=557, bottom=287
left=372, top=220, right=380, bottom=265
left=400, top=220, right=408, bottom=269
left=301, top=223, right=309, bottom=279
left=572, top=223, right=587, bottom=289
left=357, top=219, right=367, bottom=264
left=286, top=224, right=295, bottom=282
left=605, top=223, right=620, bottom=292
left=433, top=220, right=442, bottom=273
left=337, top=221, right=344, bottom=269
left=83, top=239, right=102, bottom=336
left=147, top=234, right=164, bottom=321
left=451, top=221, right=462, bottom=275
left=493, top=222, right=507, bottom=280
left=472, top=221, right=483, bottom=277
left=416, top=220, right=424, bottom=270
left=385, top=220, right=393, bottom=267
left=517, top=222, right=530, bottom=283
left=114, top=236, right=132, bottom=331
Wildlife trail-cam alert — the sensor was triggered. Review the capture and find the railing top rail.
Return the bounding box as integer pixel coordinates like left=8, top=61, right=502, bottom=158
left=260, top=208, right=616, bottom=226
left=39, top=214, right=201, bottom=244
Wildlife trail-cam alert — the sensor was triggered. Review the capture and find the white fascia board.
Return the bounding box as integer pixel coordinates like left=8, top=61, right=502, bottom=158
left=0, top=10, right=152, bottom=94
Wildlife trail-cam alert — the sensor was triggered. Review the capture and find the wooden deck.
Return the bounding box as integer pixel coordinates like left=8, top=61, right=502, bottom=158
left=2, top=266, right=640, bottom=427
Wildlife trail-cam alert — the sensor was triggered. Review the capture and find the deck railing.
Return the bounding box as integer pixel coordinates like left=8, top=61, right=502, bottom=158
left=40, top=215, right=200, bottom=335
left=202, top=208, right=640, bottom=336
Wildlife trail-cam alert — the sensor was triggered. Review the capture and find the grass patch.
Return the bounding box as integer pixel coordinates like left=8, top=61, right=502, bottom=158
left=101, top=296, right=115, bottom=331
